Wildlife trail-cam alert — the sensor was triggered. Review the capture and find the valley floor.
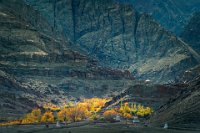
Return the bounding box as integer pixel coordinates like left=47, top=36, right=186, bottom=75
left=0, top=122, right=199, bottom=133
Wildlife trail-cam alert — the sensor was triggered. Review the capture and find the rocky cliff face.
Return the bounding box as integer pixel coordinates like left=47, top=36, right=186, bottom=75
left=25, top=0, right=200, bottom=83
left=181, top=12, right=200, bottom=54
left=116, top=0, right=200, bottom=35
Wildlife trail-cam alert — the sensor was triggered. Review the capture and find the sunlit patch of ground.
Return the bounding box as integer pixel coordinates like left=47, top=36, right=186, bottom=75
left=0, top=122, right=199, bottom=133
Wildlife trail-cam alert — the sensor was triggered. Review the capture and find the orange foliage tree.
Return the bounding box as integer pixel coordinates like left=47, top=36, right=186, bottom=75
left=57, top=108, right=69, bottom=122
left=103, top=109, right=118, bottom=122
left=65, top=104, right=92, bottom=122
left=41, top=111, right=54, bottom=123
left=83, top=98, right=109, bottom=113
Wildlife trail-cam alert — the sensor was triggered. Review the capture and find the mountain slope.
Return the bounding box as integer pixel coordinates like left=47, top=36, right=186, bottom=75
left=0, top=70, right=37, bottom=119
left=100, top=83, right=186, bottom=113
left=181, top=12, right=200, bottom=54
left=150, top=75, right=200, bottom=129
left=25, top=0, right=200, bottom=83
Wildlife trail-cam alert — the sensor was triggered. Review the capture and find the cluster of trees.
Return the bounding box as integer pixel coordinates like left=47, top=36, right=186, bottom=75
left=103, top=101, right=153, bottom=121
left=120, top=102, right=153, bottom=117
left=0, top=98, right=154, bottom=126
left=0, top=98, right=109, bottom=126
left=56, top=98, right=109, bottom=122
left=22, top=98, right=109, bottom=124
left=57, top=104, right=91, bottom=122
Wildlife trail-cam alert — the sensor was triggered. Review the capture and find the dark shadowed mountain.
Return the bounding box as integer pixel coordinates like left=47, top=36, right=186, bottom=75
left=181, top=12, right=200, bottom=54
left=116, top=0, right=200, bottom=35
left=24, top=0, right=200, bottom=83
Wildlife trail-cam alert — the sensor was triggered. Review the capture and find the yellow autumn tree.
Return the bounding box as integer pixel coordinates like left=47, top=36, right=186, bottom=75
left=119, top=102, right=131, bottom=116
left=144, top=107, right=153, bottom=116
left=66, top=104, right=92, bottom=122
left=21, top=108, right=42, bottom=124
left=57, top=108, right=69, bottom=122
left=130, top=103, right=137, bottom=115
left=41, top=111, right=54, bottom=123
left=137, top=105, right=153, bottom=117
left=83, top=98, right=109, bottom=113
